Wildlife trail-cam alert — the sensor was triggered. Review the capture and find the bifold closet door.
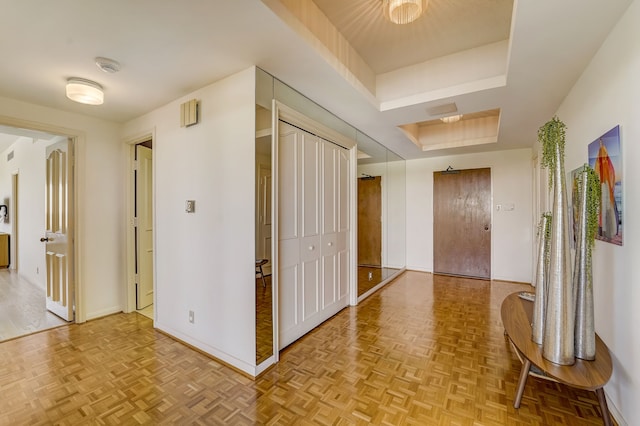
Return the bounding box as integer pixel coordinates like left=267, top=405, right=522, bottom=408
left=278, top=121, right=349, bottom=350
left=321, top=139, right=350, bottom=311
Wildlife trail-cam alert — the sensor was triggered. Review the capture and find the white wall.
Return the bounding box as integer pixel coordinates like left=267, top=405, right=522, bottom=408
left=0, top=137, right=50, bottom=286
left=122, top=67, right=258, bottom=375
left=555, top=1, right=639, bottom=422
left=406, top=148, right=533, bottom=283
left=0, top=97, right=124, bottom=321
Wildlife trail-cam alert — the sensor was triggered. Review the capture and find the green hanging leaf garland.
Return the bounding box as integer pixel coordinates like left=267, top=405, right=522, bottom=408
left=537, top=116, right=567, bottom=189
left=580, top=164, right=601, bottom=277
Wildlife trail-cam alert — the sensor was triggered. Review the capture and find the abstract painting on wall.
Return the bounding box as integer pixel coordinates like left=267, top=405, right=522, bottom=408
left=588, top=125, right=623, bottom=245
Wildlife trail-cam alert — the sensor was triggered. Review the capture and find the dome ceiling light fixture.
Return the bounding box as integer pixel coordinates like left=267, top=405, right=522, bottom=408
left=383, top=0, right=428, bottom=25
left=95, top=57, right=121, bottom=73
left=66, top=78, right=104, bottom=105
left=440, top=114, right=463, bottom=124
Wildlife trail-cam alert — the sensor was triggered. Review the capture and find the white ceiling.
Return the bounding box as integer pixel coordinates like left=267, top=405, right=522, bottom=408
left=0, top=0, right=633, bottom=159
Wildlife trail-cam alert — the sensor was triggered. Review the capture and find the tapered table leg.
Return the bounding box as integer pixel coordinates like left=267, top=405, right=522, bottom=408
left=514, top=358, right=531, bottom=408
left=595, top=388, right=612, bottom=426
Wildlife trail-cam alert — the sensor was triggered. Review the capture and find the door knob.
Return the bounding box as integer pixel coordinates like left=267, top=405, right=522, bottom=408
left=484, top=225, right=490, bottom=231
left=40, top=237, right=50, bottom=242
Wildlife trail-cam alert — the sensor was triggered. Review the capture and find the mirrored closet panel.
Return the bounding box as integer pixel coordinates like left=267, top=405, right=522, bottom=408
left=356, top=133, right=406, bottom=300
left=255, top=70, right=274, bottom=365
left=254, top=68, right=407, bottom=367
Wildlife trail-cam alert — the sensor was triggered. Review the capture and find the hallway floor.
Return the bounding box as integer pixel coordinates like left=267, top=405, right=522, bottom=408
left=0, top=271, right=611, bottom=424
left=0, top=269, right=67, bottom=342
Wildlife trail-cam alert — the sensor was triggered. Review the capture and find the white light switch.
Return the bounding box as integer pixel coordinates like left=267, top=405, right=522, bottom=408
left=185, top=200, right=195, bottom=213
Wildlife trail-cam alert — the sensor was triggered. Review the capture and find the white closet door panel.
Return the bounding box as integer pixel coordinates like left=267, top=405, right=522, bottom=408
left=322, top=231, right=338, bottom=304
left=321, top=142, right=340, bottom=309
left=302, top=257, right=320, bottom=320
left=280, top=237, right=301, bottom=268
left=300, top=234, right=321, bottom=265
left=279, top=262, right=299, bottom=334
left=338, top=149, right=350, bottom=232
left=302, top=134, right=320, bottom=238
left=278, top=127, right=299, bottom=240
left=336, top=228, right=348, bottom=251
left=279, top=237, right=301, bottom=335
left=338, top=250, right=349, bottom=299
left=321, top=232, right=338, bottom=256
left=322, top=143, right=337, bottom=235
left=322, top=244, right=337, bottom=308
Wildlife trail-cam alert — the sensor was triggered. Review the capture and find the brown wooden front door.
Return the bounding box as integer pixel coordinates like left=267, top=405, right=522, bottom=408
left=433, top=168, right=491, bottom=279
left=358, top=176, right=382, bottom=266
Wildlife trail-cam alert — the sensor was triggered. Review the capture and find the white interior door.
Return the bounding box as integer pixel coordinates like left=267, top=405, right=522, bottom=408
left=278, top=121, right=349, bottom=349
left=44, top=138, right=74, bottom=321
left=136, top=145, right=154, bottom=309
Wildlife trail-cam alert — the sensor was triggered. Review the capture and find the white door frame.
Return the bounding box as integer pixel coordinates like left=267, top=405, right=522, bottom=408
left=124, top=130, right=156, bottom=314
left=10, top=172, right=18, bottom=270
left=269, top=101, right=357, bottom=367
left=0, top=115, right=85, bottom=322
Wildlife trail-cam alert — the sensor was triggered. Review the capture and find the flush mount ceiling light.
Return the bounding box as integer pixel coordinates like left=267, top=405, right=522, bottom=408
left=440, top=114, right=463, bottom=124
left=66, top=78, right=104, bottom=105
left=383, top=0, right=428, bottom=25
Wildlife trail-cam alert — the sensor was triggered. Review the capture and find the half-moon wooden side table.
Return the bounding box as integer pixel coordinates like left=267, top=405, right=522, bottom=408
left=501, top=292, right=613, bottom=426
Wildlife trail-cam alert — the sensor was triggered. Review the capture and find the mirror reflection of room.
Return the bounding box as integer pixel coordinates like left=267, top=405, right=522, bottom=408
left=356, top=134, right=406, bottom=299
left=255, top=104, right=273, bottom=364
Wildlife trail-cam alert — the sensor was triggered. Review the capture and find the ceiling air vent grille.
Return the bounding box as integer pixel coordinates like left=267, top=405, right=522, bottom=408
left=426, top=103, right=458, bottom=117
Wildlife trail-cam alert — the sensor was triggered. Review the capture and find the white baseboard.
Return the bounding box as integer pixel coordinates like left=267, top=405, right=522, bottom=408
left=606, top=392, right=627, bottom=426
left=405, top=266, right=432, bottom=273
left=85, top=306, right=123, bottom=321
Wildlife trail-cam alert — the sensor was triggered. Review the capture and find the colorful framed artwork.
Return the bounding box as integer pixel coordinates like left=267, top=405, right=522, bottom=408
left=588, top=125, right=623, bottom=245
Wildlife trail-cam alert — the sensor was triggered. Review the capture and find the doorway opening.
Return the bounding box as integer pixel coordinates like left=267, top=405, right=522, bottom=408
left=127, top=138, right=154, bottom=320
left=0, top=125, right=77, bottom=341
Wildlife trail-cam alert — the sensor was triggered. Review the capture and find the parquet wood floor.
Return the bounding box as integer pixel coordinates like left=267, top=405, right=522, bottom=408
left=256, top=275, right=273, bottom=364
left=0, top=271, right=613, bottom=425
left=136, top=304, right=154, bottom=321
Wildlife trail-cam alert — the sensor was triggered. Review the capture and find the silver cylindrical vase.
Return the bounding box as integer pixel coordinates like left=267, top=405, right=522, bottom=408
left=542, top=142, right=575, bottom=365
left=532, top=214, right=550, bottom=345
left=574, top=169, right=596, bottom=360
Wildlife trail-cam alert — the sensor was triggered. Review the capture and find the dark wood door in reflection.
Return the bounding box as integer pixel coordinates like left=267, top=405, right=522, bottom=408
left=433, top=168, right=491, bottom=279
left=358, top=176, right=382, bottom=266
